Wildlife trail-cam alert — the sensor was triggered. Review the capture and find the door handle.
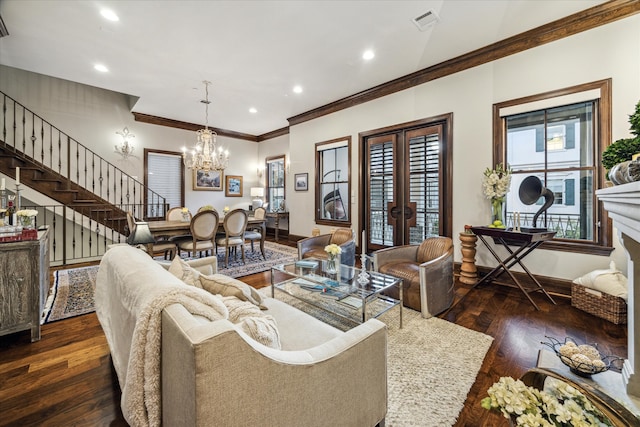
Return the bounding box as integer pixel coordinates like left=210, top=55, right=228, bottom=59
left=405, top=202, right=417, bottom=228
left=387, top=202, right=399, bottom=227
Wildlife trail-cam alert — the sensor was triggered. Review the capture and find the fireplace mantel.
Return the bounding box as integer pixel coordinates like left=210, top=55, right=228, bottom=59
left=597, top=181, right=640, bottom=400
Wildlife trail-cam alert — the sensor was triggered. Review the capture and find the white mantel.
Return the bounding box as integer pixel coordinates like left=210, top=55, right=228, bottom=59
left=597, top=181, right=640, bottom=398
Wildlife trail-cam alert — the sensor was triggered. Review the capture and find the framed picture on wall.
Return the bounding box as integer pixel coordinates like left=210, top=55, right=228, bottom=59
left=225, top=175, right=243, bottom=197
left=295, top=173, right=308, bottom=191
left=193, top=169, right=223, bottom=191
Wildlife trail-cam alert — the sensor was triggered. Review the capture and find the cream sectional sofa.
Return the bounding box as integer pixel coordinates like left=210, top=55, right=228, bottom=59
left=95, top=245, right=387, bottom=427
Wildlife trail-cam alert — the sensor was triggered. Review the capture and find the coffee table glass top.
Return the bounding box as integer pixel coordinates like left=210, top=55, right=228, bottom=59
left=271, top=258, right=402, bottom=327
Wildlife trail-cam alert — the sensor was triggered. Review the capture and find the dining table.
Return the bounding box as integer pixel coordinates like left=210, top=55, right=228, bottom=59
left=148, top=216, right=267, bottom=256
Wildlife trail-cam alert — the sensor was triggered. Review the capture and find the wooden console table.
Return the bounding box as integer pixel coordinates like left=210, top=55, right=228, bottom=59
left=266, top=211, right=289, bottom=242
left=471, top=226, right=556, bottom=310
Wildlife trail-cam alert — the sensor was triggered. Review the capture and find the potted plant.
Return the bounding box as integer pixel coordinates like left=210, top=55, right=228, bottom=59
left=602, top=100, right=640, bottom=183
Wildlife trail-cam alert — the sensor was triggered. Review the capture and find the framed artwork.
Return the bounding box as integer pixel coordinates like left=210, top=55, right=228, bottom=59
left=193, top=169, right=223, bottom=191
left=295, top=173, right=308, bottom=191
left=225, top=175, right=243, bottom=197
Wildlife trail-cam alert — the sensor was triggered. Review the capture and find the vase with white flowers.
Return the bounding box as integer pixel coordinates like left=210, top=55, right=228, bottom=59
left=16, top=209, right=38, bottom=229
left=324, top=243, right=342, bottom=274
left=482, top=163, right=511, bottom=228
left=482, top=376, right=612, bottom=426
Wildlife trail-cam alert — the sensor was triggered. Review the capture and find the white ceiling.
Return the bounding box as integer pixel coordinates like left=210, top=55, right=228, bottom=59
left=0, top=0, right=606, bottom=137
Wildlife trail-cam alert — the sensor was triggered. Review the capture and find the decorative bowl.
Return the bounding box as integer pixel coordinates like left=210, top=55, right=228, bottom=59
left=541, top=336, right=622, bottom=377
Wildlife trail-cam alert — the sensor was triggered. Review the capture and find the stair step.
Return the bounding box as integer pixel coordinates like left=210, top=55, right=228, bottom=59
left=73, top=199, right=99, bottom=203
left=54, top=189, right=79, bottom=193
left=33, top=178, right=63, bottom=183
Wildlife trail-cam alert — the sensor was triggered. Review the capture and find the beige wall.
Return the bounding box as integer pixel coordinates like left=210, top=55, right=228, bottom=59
left=275, top=15, right=640, bottom=280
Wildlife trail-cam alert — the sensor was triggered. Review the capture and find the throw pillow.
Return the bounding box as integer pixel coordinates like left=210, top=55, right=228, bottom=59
left=167, top=256, right=202, bottom=288
left=572, top=261, right=628, bottom=301
left=199, top=274, right=268, bottom=309
left=221, top=296, right=281, bottom=349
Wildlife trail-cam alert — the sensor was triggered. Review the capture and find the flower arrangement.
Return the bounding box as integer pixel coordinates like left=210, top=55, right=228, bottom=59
left=181, top=207, right=189, bottom=214
left=16, top=209, right=38, bottom=228
left=482, top=376, right=612, bottom=426
left=16, top=209, right=38, bottom=218
left=324, top=243, right=342, bottom=258
left=223, top=206, right=230, bottom=214
left=482, top=163, right=512, bottom=199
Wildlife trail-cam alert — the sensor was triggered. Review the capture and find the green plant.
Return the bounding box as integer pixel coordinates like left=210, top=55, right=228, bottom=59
left=602, top=137, right=640, bottom=170
left=629, top=100, right=640, bottom=136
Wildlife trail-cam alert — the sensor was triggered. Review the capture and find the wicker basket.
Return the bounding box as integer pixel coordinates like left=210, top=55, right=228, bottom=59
left=571, top=283, right=627, bottom=325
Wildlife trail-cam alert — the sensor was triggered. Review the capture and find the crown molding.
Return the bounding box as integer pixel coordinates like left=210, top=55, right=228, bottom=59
left=133, top=112, right=258, bottom=142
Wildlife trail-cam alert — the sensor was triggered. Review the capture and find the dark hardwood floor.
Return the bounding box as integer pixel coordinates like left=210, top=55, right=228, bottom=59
left=0, top=250, right=628, bottom=427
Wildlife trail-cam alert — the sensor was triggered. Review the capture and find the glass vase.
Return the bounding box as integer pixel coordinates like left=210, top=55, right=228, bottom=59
left=18, top=215, right=35, bottom=229
left=491, top=197, right=504, bottom=225
left=325, top=255, right=337, bottom=274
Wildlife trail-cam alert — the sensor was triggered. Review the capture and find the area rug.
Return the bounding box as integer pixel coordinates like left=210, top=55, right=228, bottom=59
left=42, top=265, right=98, bottom=324
left=42, top=242, right=298, bottom=323
left=262, top=287, right=494, bottom=427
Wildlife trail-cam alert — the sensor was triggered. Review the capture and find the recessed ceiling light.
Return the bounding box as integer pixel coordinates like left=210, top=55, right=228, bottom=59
left=293, top=85, right=303, bottom=94
left=94, top=64, right=109, bottom=72
left=100, top=9, right=119, bottom=22
left=249, top=107, right=257, bottom=114
left=363, top=50, right=375, bottom=60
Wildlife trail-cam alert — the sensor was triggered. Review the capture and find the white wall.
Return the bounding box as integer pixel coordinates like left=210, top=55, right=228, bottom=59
left=0, top=65, right=260, bottom=215
left=267, top=15, right=640, bottom=280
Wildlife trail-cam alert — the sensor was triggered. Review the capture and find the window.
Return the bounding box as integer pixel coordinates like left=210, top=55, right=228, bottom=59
left=265, top=155, right=286, bottom=211
left=144, top=149, right=185, bottom=219
left=494, top=79, right=612, bottom=255
left=315, top=137, right=351, bottom=226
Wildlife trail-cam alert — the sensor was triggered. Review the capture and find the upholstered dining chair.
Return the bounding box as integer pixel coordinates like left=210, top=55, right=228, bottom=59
left=126, top=211, right=176, bottom=259
left=244, top=207, right=266, bottom=260
left=372, top=236, right=454, bottom=318
left=216, top=208, right=249, bottom=267
left=176, top=210, right=219, bottom=258
left=165, top=206, right=194, bottom=247
left=297, top=227, right=356, bottom=267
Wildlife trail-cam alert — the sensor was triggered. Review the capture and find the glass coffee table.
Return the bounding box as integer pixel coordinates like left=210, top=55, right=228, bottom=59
left=271, top=258, right=403, bottom=328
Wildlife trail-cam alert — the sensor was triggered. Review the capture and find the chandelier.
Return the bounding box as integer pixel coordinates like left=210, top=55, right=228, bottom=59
left=182, top=81, right=229, bottom=172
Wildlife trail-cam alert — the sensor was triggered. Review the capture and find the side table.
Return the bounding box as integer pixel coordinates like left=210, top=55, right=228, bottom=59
left=266, top=211, right=289, bottom=242
left=459, top=232, right=478, bottom=285
left=471, top=226, right=556, bottom=310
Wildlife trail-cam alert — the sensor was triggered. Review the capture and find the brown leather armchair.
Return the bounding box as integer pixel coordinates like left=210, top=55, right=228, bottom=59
left=297, top=228, right=356, bottom=266
left=373, top=236, right=454, bottom=318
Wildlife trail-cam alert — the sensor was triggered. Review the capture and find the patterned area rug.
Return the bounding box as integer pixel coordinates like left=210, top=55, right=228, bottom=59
left=263, top=287, right=494, bottom=426
left=42, top=265, right=98, bottom=324
left=42, top=242, right=298, bottom=324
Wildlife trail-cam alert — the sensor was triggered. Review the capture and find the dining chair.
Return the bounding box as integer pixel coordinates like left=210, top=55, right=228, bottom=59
left=244, top=207, right=266, bottom=260
left=216, top=209, right=248, bottom=267
left=126, top=211, right=176, bottom=259
left=166, top=207, right=194, bottom=247
left=176, top=210, right=219, bottom=258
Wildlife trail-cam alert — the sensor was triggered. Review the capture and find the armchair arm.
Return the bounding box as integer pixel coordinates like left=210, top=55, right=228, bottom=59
left=373, top=245, right=419, bottom=271
left=297, top=234, right=332, bottom=259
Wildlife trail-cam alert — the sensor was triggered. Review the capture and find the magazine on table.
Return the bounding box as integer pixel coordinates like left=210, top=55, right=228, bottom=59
left=303, top=273, right=340, bottom=287
left=337, top=295, right=363, bottom=309
left=318, top=287, right=349, bottom=300
left=295, top=260, right=319, bottom=269
left=292, top=278, right=326, bottom=292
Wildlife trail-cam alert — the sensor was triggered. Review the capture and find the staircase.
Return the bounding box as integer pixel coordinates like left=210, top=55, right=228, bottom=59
left=0, top=91, right=167, bottom=264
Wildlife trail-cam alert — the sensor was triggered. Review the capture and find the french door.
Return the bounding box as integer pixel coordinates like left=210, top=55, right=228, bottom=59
left=362, top=117, right=452, bottom=251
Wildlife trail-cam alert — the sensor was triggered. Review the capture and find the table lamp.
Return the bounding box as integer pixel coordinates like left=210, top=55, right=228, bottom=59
left=250, top=187, right=264, bottom=210
left=127, top=221, right=156, bottom=246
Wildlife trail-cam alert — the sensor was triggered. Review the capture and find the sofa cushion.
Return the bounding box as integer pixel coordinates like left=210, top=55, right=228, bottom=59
left=222, top=296, right=281, bottom=349
left=167, top=256, right=202, bottom=288
left=378, top=261, right=420, bottom=286
left=199, top=274, right=268, bottom=309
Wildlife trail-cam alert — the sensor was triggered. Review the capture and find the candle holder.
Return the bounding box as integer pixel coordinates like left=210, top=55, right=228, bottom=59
left=0, top=188, right=6, bottom=209
left=357, top=253, right=371, bottom=285
left=14, top=183, right=21, bottom=211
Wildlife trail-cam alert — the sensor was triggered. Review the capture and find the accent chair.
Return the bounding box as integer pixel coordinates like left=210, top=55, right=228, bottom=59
left=297, top=227, right=356, bottom=267
left=373, top=236, right=454, bottom=318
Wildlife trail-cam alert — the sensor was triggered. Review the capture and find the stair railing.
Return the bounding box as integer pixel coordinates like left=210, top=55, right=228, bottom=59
left=1, top=91, right=167, bottom=220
